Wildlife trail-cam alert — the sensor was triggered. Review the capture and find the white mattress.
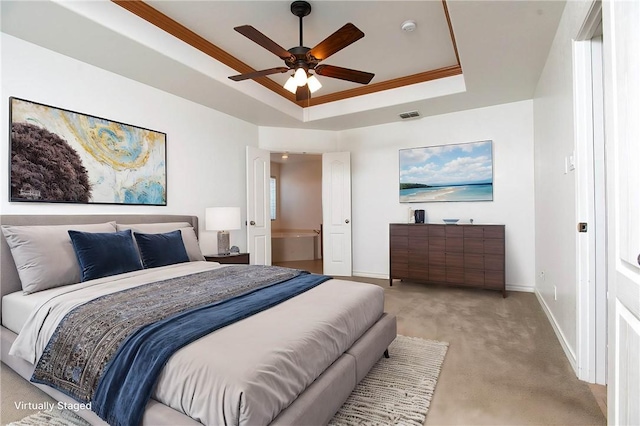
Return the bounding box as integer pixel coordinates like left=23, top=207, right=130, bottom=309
left=3, top=287, right=67, bottom=334
left=6, top=262, right=384, bottom=425
left=2, top=284, right=95, bottom=334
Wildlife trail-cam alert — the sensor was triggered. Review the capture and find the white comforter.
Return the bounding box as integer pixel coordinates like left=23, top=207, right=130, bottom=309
left=10, top=262, right=384, bottom=425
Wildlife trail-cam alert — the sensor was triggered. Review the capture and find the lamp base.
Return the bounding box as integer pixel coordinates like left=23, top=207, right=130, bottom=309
left=217, top=231, right=230, bottom=255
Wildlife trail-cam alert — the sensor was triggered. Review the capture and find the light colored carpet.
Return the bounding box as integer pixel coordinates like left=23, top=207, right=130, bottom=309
left=2, top=335, right=447, bottom=426
left=330, top=335, right=448, bottom=426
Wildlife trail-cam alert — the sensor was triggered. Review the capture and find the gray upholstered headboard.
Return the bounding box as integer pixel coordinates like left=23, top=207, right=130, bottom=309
left=0, top=214, right=199, bottom=320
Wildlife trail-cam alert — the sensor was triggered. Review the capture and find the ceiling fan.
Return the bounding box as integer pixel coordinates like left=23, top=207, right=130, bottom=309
left=229, top=0, right=375, bottom=101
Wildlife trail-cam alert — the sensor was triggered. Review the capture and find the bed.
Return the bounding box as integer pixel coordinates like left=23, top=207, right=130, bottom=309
left=0, top=214, right=396, bottom=426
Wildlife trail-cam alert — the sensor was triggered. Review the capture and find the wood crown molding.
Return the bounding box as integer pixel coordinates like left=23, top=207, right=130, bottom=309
left=112, top=0, right=461, bottom=108
left=111, top=0, right=296, bottom=101
left=298, top=65, right=462, bottom=107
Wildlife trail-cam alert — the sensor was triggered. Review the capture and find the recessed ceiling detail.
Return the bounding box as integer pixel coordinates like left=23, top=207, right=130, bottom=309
left=1, top=0, right=567, bottom=130
left=112, top=0, right=462, bottom=108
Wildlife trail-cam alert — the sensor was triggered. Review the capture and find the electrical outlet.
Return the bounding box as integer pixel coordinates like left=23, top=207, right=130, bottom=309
left=540, top=271, right=545, bottom=281
left=554, top=285, right=557, bottom=301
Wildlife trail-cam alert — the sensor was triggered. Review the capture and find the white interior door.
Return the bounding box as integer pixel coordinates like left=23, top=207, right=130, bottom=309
left=322, top=152, right=352, bottom=276
left=246, top=146, right=271, bottom=265
left=603, top=0, right=640, bottom=423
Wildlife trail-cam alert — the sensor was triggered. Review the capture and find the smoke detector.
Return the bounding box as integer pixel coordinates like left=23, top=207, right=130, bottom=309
left=401, top=20, right=417, bottom=32
left=399, top=111, right=420, bottom=120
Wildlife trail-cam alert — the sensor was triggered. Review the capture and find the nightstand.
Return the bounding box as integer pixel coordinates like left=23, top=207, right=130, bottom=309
left=204, top=253, right=250, bottom=264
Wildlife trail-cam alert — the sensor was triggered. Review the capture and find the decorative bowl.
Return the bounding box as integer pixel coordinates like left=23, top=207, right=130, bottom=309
left=442, top=219, right=460, bottom=224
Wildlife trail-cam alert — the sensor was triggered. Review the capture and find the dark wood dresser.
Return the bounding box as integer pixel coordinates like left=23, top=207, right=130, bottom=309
left=389, top=223, right=506, bottom=297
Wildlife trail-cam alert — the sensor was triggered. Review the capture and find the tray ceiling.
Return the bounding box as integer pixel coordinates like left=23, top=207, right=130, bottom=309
left=1, top=0, right=566, bottom=130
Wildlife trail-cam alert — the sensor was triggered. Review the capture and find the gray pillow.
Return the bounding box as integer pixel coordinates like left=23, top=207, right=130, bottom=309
left=116, top=222, right=205, bottom=262
left=1, top=222, right=117, bottom=294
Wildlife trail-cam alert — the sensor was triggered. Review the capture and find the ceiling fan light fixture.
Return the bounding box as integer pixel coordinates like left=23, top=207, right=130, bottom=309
left=307, top=75, right=322, bottom=93
left=231, top=1, right=374, bottom=100
left=294, top=67, right=308, bottom=86
left=284, top=76, right=298, bottom=93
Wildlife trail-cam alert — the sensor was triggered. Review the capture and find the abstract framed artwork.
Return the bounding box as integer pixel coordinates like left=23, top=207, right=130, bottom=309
left=399, top=140, right=493, bottom=203
left=9, top=97, right=167, bottom=205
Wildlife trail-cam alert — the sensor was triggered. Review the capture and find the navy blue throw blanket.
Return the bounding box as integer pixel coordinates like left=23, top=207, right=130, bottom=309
left=92, top=272, right=331, bottom=426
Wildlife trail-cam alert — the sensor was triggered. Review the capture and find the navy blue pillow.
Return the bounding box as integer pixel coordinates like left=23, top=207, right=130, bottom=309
left=68, top=230, right=143, bottom=282
left=133, top=230, right=189, bottom=269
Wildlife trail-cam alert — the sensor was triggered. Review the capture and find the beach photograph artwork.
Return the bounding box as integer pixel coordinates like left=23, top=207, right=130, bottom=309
left=399, top=140, right=493, bottom=203
left=9, top=97, right=167, bottom=205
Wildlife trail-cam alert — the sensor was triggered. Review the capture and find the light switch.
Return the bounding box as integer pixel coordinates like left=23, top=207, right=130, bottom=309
left=568, top=151, right=576, bottom=171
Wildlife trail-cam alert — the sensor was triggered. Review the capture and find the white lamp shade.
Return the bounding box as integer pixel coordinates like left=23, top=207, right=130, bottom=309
left=206, top=207, right=241, bottom=231
left=294, top=67, right=307, bottom=86
left=307, top=75, right=322, bottom=93
left=284, top=76, right=298, bottom=94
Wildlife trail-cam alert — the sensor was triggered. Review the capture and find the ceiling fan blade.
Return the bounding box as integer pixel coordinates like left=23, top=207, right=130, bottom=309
left=307, top=23, right=364, bottom=62
left=296, top=85, right=310, bottom=101
left=234, top=25, right=295, bottom=61
left=315, top=64, right=374, bottom=85
left=229, top=67, right=290, bottom=82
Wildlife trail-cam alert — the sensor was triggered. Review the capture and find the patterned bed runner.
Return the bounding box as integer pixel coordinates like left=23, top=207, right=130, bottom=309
left=31, top=265, right=328, bottom=424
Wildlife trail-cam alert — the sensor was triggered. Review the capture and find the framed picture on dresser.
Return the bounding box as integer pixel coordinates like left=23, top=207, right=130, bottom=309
left=9, top=97, right=167, bottom=205
left=399, top=140, right=493, bottom=203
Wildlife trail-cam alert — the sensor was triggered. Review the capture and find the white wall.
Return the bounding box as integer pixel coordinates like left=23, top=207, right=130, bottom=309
left=532, top=0, right=594, bottom=369
left=262, top=100, right=536, bottom=289
left=259, top=127, right=338, bottom=153
left=339, top=101, right=536, bottom=286
left=2, top=35, right=538, bottom=291
left=0, top=34, right=257, bottom=254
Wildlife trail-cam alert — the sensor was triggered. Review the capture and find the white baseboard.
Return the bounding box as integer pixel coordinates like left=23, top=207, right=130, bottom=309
left=534, top=288, right=578, bottom=375
left=507, top=284, right=534, bottom=293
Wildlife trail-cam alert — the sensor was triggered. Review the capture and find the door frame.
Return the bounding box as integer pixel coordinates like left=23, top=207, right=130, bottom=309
left=573, top=1, right=607, bottom=385
left=250, top=149, right=353, bottom=276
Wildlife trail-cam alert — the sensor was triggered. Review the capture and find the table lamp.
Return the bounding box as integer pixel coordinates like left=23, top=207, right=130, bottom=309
left=206, top=207, right=241, bottom=255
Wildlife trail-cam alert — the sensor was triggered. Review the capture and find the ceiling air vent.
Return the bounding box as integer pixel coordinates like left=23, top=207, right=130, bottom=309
left=399, top=111, right=420, bottom=120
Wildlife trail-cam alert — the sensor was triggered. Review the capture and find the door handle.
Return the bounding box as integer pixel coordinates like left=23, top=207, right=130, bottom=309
left=250, top=220, right=256, bottom=226
left=345, top=219, right=350, bottom=224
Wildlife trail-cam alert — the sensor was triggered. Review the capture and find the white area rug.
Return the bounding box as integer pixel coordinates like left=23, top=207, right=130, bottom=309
left=330, top=334, right=449, bottom=426
left=7, top=407, right=90, bottom=426
left=8, top=335, right=448, bottom=426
